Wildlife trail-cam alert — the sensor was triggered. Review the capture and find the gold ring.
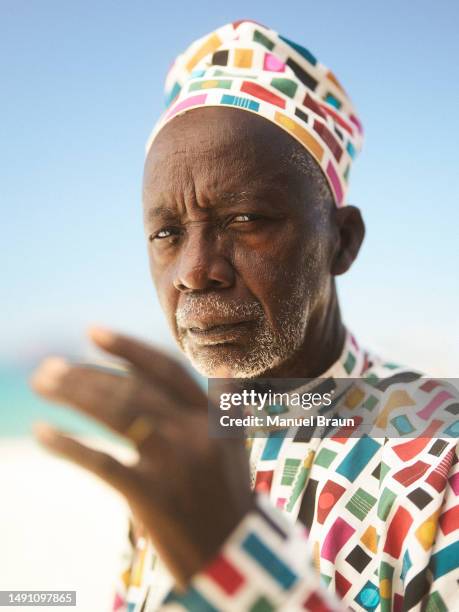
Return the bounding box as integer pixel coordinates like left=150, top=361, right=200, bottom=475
left=124, top=415, right=155, bottom=445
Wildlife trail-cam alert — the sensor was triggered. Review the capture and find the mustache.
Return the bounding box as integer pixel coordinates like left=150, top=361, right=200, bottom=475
left=176, top=294, right=264, bottom=327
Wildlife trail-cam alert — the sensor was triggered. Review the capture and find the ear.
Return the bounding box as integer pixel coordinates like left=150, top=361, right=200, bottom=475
left=331, top=205, right=365, bottom=276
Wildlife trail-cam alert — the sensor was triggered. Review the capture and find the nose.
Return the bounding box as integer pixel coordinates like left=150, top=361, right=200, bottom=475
left=173, top=224, right=235, bottom=292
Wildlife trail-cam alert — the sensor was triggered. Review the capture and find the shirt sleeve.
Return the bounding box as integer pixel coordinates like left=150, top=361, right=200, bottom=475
left=157, top=445, right=459, bottom=612
left=112, top=517, right=137, bottom=611
left=397, top=440, right=459, bottom=611
left=112, top=517, right=153, bottom=612
left=158, top=494, right=343, bottom=611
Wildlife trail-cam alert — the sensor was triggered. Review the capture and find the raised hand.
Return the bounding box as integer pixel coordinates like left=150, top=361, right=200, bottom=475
left=31, top=327, right=254, bottom=588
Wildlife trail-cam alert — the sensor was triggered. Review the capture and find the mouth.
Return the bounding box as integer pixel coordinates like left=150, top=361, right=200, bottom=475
left=185, top=320, right=255, bottom=346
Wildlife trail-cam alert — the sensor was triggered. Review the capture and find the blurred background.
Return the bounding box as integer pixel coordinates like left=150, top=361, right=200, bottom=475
left=1, top=1, right=458, bottom=610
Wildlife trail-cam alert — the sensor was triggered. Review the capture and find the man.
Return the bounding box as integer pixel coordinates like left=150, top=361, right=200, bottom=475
left=32, top=21, right=458, bottom=611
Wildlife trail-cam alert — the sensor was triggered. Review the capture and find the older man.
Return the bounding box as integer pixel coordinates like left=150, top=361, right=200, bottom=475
left=32, top=21, right=458, bottom=612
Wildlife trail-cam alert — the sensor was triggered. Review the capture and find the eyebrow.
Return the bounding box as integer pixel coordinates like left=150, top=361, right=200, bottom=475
left=146, top=205, right=177, bottom=220
left=218, top=191, right=251, bottom=204
left=145, top=182, right=287, bottom=224
left=148, top=192, right=250, bottom=211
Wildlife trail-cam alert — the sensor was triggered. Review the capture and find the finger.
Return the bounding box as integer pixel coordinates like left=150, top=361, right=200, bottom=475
left=33, top=422, right=134, bottom=496
left=88, top=326, right=206, bottom=408
left=30, top=358, right=180, bottom=437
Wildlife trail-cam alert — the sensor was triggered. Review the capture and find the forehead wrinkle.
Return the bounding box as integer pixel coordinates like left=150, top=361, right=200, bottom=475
left=149, top=115, right=298, bottom=185
left=145, top=159, right=302, bottom=222
left=145, top=113, right=314, bottom=217
left=145, top=151, right=199, bottom=216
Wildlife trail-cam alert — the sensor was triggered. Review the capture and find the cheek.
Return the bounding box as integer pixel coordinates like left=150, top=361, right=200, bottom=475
left=233, top=226, right=329, bottom=320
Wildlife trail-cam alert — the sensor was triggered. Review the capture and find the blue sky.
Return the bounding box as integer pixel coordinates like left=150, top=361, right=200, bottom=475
left=2, top=0, right=458, bottom=374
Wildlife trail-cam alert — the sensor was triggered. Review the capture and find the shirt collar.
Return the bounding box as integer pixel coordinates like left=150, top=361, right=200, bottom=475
left=320, top=328, right=367, bottom=379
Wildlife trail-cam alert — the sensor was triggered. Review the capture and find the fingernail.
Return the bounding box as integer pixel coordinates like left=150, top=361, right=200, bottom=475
left=89, top=326, right=116, bottom=346
left=33, top=422, right=58, bottom=445
left=31, top=357, right=69, bottom=389
left=30, top=357, right=70, bottom=392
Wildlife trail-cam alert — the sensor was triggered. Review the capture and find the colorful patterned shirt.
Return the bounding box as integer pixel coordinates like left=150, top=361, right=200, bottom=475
left=113, top=332, right=459, bottom=611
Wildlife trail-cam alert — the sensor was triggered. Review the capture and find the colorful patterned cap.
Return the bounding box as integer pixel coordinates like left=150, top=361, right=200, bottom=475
left=146, top=20, right=364, bottom=206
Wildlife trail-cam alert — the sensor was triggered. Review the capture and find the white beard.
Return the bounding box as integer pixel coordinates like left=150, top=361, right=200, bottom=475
left=175, top=282, right=310, bottom=378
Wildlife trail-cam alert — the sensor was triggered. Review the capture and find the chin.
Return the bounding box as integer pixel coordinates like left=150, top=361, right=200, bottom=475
left=182, top=342, right=283, bottom=379
left=183, top=343, right=245, bottom=378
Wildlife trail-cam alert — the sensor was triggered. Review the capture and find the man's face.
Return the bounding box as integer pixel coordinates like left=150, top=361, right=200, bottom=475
left=143, top=107, right=337, bottom=377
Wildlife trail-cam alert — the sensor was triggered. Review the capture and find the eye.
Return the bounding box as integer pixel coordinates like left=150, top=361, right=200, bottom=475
left=230, top=213, right=262, bottom=224
left=149, top=227, right=181, bottom=241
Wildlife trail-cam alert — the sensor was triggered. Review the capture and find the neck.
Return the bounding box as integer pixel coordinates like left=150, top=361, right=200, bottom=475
left=263, top=282, right=345, bottom=379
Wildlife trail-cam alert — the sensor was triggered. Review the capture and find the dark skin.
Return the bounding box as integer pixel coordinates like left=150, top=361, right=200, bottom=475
left=31, top=107, right=365, bottom=588
left=145, top=108, right=364, bottom=378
